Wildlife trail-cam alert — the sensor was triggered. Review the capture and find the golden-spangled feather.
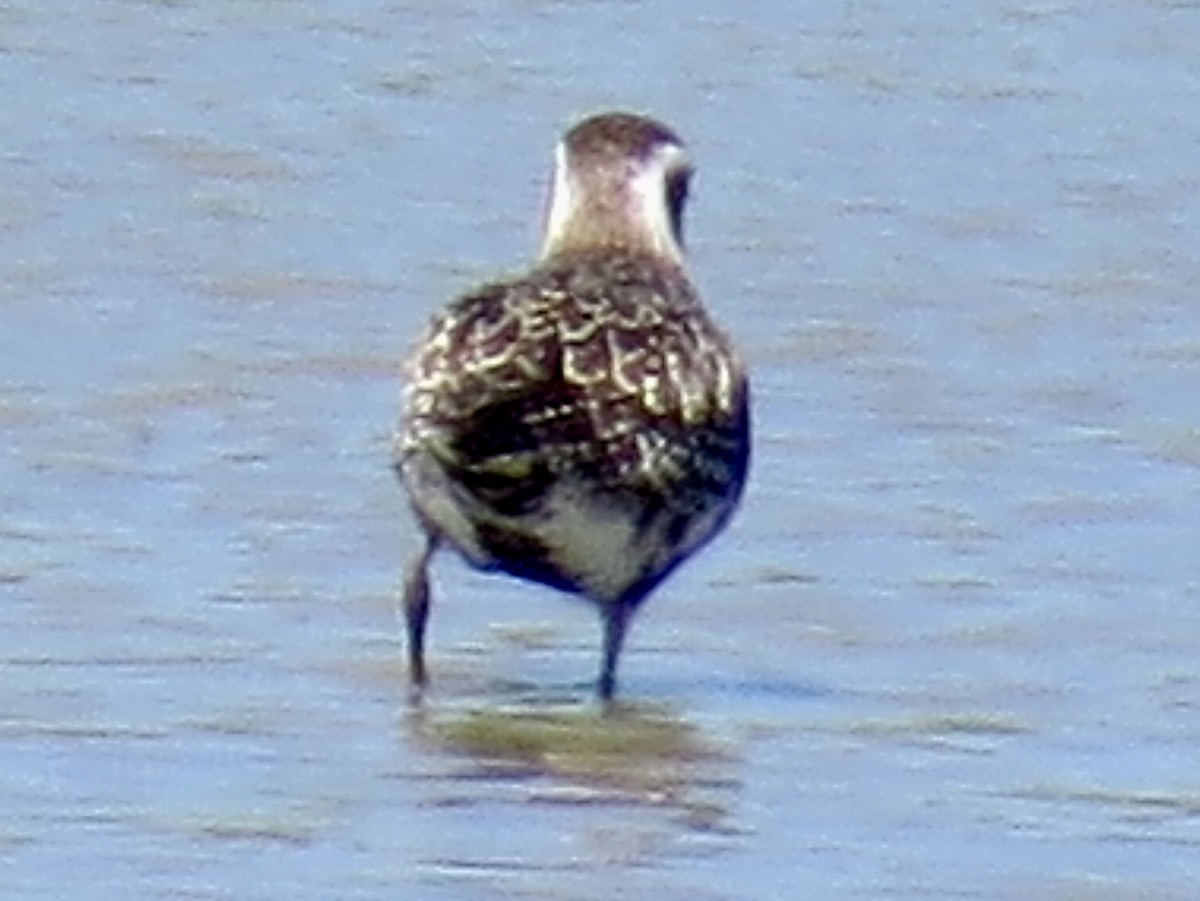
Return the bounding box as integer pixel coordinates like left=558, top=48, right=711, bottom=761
left=402, top=249, right=747, bottom=514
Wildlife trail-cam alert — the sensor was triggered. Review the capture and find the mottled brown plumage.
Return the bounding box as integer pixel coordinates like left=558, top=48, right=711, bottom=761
left=395, top=112, right=750, bottom=700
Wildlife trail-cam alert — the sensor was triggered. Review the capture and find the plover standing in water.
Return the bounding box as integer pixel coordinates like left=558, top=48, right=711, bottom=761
left=395, top=112, right=751, bottom=700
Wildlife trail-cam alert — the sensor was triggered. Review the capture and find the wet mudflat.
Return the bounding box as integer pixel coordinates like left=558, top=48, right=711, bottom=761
left=3, top=1, right=1200, bottom=898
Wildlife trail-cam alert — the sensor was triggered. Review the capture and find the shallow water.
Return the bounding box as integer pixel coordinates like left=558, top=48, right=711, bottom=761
left=4, top=1, right=1200, bottom=898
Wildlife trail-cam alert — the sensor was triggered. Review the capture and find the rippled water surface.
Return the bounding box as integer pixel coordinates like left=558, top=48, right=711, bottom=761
left=4, top=1, right=1200, bottom=898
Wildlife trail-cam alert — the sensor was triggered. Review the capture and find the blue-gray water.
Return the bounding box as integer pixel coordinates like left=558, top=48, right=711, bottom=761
left=4, top=1, right=1200, bottom=898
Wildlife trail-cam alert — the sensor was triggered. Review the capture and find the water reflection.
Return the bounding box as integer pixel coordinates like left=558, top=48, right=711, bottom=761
left=405, top=694, right=742, bottom=877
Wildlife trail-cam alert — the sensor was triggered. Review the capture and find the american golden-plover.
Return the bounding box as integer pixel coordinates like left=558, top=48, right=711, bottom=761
left=395, top=112, right=751, bottom=700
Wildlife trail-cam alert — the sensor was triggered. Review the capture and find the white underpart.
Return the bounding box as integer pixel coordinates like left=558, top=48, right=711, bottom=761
left=406, top=440, right=731, bottom=606
left=405, top=446, right=644, bottom=603
left=536, top=482, right=645, bottom=603
left=537, top=476, right=730, bottom=605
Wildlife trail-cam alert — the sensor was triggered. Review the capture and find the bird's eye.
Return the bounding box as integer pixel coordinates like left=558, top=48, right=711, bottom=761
left=664, top=168, right=691, bottom=244
left=666, top=169, right=689, bottom=211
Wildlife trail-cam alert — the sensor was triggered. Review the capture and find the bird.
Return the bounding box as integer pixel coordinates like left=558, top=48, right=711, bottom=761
left=394, top=111, right=751, bottom=701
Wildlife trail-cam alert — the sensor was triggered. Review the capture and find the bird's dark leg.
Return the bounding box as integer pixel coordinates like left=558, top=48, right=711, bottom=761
left=403, top=533, right=439, bottom=690
left=598, top=600, right=633, bottom=702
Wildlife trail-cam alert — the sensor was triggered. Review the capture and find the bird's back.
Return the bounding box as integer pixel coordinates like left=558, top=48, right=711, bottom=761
left=398, top=247, right=749, bottom=607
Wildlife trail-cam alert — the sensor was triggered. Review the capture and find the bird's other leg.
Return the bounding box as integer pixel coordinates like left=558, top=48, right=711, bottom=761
left=403, top=532, right=439, bottom=691
left=598, top=599, right=634, bottom=703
